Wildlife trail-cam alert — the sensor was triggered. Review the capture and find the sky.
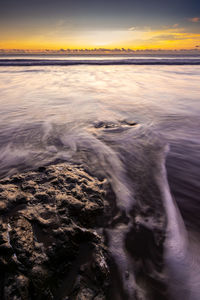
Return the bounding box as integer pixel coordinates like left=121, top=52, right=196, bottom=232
left=0, top=0, right=200, bottom=50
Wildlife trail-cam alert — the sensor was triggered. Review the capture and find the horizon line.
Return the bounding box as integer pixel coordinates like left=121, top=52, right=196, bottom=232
left=1, top=48, right=200, bottom=54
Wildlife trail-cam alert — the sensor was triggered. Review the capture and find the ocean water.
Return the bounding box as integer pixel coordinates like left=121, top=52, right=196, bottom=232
left=0, top=55, right=200, bottom=299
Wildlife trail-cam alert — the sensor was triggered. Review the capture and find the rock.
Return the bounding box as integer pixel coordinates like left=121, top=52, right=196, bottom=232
left=4, top=274, right=29, bottom=300
left=0, top=163, right=110, bottom=299
left=0, top=160, right=168, bottom=300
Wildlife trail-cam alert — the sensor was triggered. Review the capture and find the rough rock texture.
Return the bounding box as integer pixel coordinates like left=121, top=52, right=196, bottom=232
left=0, top=163, right=110, bottom=300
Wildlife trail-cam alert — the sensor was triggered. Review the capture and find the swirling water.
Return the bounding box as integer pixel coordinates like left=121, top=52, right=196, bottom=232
left=0, top=56, right=200, bottom=299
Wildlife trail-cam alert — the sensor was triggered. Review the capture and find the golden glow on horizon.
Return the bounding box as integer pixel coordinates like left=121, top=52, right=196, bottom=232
left=1, top=26, right=200, bottom=50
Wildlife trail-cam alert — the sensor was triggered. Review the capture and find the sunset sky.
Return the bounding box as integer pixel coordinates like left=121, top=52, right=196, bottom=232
left=1, top=0, right=200, bottom=50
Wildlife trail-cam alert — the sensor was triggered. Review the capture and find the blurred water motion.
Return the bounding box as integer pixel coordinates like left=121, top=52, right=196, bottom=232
left=0, top=57, right=200, bottom=299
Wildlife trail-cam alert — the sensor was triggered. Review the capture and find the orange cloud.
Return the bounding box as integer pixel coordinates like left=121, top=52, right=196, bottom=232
left=188, top=17, right=200, bottom=23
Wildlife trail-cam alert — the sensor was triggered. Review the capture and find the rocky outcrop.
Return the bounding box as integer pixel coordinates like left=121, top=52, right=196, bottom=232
left=0, top=155, right=169, bottom=300
left=0, top=164, right=110, bottom=300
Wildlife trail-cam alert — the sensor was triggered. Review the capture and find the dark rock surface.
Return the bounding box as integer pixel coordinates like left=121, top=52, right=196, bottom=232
left=0, top=158, right=168, bottom=300
left=0, top=163, right=110, bottom=300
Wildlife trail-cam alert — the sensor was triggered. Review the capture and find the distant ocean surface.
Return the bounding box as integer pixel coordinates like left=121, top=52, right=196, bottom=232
left=0, top=55, right=200, bottom=299
left=1, top=54, right=200, bottom=65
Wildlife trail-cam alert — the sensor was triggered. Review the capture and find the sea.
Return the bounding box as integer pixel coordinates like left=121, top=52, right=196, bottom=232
left=0, top=55, right=200, bottom=299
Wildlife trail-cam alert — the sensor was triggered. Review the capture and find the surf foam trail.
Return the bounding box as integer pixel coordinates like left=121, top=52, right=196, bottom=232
left=0, top=121, right=200, bottom=299
left=68, top=124, right=200, bottom=300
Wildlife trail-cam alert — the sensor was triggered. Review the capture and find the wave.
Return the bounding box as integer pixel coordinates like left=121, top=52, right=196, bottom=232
left=0, top=58, right=200, bottom=66
left=0, top=120, right=200, bottom=299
